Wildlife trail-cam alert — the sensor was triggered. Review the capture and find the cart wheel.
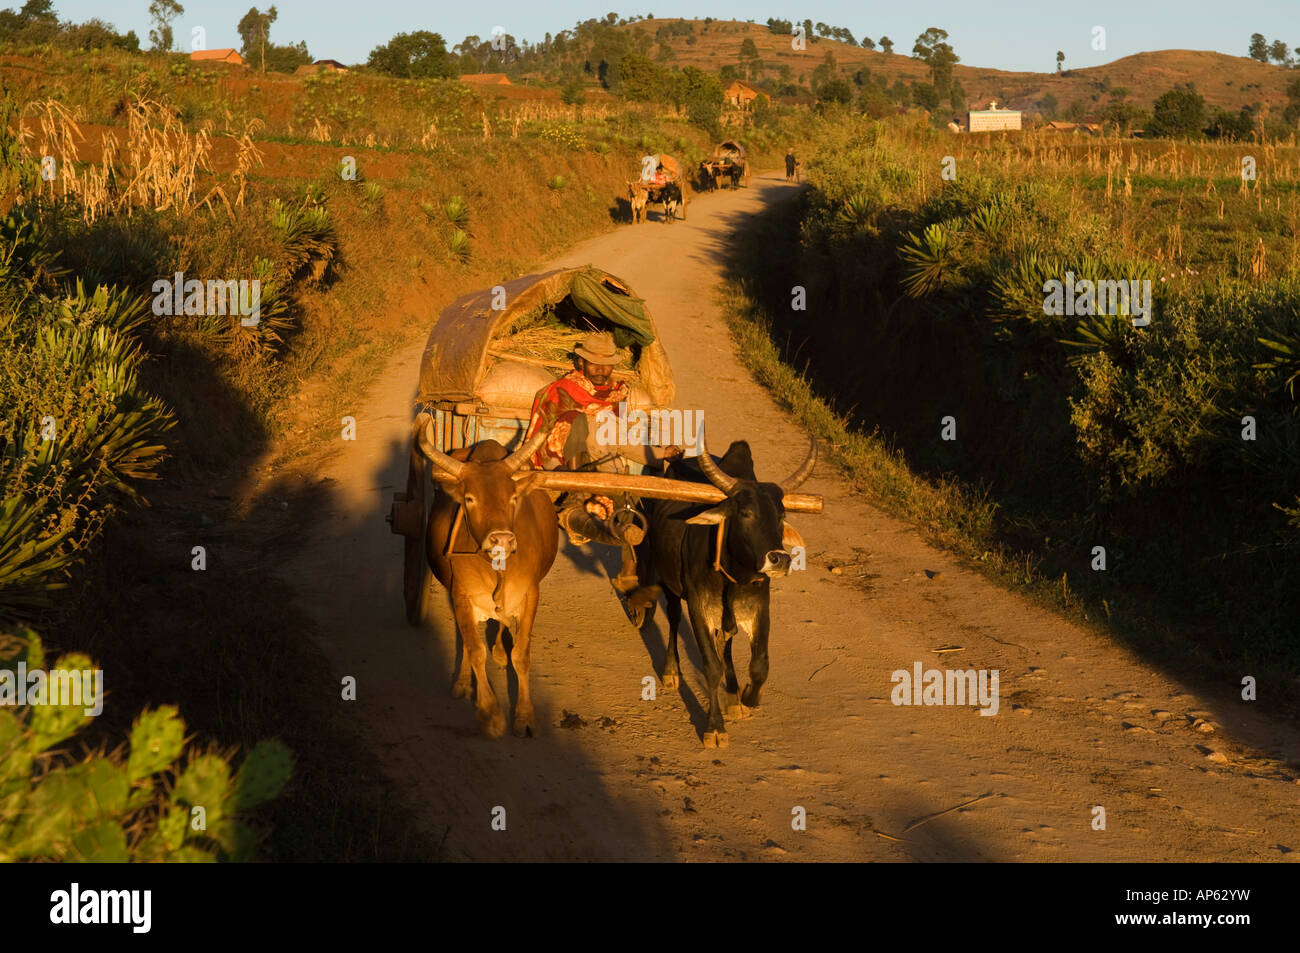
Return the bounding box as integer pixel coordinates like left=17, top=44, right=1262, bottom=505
left=401, top=449, right=433, bottom=626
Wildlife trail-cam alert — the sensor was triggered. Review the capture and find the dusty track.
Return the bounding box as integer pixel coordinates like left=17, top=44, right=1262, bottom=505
left=273, top=172, right=1300, bottom=861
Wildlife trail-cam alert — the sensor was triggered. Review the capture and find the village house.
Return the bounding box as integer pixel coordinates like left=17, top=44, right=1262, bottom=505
left=459, top=73, right=512, bottom=86
left=189, top=48, right=246, bottom=67
left=296, top=59, right=350, bottom=75
left=724, top=80, right=764, bottom=109
left=1043, top=120, right=1101, bottom=134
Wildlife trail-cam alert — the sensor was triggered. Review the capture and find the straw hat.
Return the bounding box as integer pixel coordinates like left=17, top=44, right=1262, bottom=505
left=575, top=331, right=618, bottom=364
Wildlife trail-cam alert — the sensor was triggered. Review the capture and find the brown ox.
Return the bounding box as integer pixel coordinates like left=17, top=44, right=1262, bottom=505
left=628, top=182, right=648, bottom=224
left=416, top=414, right=558, bottom=738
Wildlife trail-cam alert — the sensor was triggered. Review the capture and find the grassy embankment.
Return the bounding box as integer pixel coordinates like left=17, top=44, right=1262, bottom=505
left=726, top=113, right=1300, bottom=712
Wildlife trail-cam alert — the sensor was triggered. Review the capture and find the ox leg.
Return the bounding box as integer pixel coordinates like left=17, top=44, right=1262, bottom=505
left=509, top=587, right=540, bottom=738
left=686, top=599, right=728, bottom=748
left=661, top=595, right=683, bottom=689
left=452, top=591, right=505, bottom=738
left=740, top=602, right=772, bottom=709
left=451, top=608, right=472, bottom=700
left=721, top=635, right=750, bottom=720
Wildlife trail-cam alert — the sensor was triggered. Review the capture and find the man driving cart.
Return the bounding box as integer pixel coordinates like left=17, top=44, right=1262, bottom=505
left=523, top=331, right=682, bottom=593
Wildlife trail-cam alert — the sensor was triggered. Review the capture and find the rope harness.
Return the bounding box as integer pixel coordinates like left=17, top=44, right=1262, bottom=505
left=712, top=515, right=739, bottom=584
left=443, top=503, right=508, bottom=614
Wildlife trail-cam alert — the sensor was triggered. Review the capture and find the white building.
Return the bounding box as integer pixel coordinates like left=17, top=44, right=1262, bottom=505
left=967, top=101, right=1021, bottom=132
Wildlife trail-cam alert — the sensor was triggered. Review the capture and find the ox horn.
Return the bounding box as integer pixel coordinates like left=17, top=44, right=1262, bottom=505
left=415, top=413, right=465, bottom=480
left=780, top=436, right=818, bottom=494
left=695, top=426, right=739, bottom=494
left=503, top=425, right=550, bottom=473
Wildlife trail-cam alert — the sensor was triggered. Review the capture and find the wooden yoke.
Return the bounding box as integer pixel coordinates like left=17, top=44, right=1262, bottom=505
left=528, top=469, right=823, bottom=514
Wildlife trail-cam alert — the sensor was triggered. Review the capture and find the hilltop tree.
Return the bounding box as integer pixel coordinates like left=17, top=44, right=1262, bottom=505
left=147, top=0, right=183, bottom=52
left=367, top=31, right=457, bottom=79
left=811, top=49, right=838, bottom=91
left=861, top=36, right=875, bottom=50
left=1269, top=39, right=1293, bottom=65
left=236, top=5, right=277, bottom=72
left=949, top=76, right=966, bottom=113
left=739, top=36, right=760, bottom=79
left=1249, top=33, right=1269, bottom=62
left=879, top=36, right=893, bottom=55
left=912, top=28, right=959, bottom=98
left=1056, top=50, right=1064, bottom=73
left=766, top=18, right=792, bottom=35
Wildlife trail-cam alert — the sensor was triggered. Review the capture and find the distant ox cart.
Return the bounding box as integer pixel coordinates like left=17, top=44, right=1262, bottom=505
left=628, top=152, right=687, bottom=223
left=701, top=139, right=750, bottom=190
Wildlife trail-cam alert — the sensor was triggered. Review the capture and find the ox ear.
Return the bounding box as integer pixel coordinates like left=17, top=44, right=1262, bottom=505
left=782, top=520, right=805, bottom=553
left=686, top=505, right=727, bottom=525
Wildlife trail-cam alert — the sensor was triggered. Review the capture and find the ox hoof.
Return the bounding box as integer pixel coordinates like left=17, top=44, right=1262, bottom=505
left=741, top=685, right=763, bottom=708
left=661, top=672, right=679, bottom=690
left=451, top=679, right=471, bottom=699
left=701, top=730, right=729, bottom=748
left=725, top=702, right=751, bottom=720
left=512, top=715, right=537, bottom=738
left=478, top=707, right=507, bottom=739
left=491, top=641, right=508, bottom=667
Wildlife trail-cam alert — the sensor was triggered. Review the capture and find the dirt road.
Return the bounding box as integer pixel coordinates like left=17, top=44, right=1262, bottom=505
left=272, top=172, right=1300, bottom=861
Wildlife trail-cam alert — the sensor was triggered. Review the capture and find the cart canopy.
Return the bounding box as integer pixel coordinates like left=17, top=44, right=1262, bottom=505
left=709, top=140, right=746, bottom=162
left=418, top=266, right=674, bottom=406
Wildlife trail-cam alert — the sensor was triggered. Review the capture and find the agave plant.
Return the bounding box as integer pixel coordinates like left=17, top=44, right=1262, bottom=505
left=835, top=191, right=879, bottom=235
left=898, top=224, right=953, bottom=297
left=268, top=197, right=337, bottom=285
left=1256, top=328, right=1300, bottom=402
left=444, top=195, right=469, bottom=229
left=991, top=250, right=1061, bottom=323
left=448, top=229, right=470, bottom=263
left=1062, top=312, right=1136, bottom=366
left=56, top=279, right=150, bottom=336
left=225, top=257, right=294, bottom=360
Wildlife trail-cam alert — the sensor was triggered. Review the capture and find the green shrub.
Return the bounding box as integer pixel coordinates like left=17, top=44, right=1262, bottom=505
left=0, top=629, right=292, bottom=861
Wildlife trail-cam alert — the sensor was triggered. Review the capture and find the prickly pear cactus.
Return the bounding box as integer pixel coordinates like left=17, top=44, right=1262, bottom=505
left=0, top=628, right=293, bottom=862
left=232, top=740, right=294, bottom=811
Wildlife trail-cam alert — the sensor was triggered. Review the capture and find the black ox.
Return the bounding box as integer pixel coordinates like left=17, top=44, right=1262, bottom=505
left=628, top=431, right=816, bottom=747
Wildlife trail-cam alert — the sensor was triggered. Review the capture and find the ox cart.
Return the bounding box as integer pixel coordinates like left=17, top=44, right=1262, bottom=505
left=628, top=153, right=687, bottom=223
left=701, top=140, right=750, bottom=190
left=388, top=267, right=822, bottom=625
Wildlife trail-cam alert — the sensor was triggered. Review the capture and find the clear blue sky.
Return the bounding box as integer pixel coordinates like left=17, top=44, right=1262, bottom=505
left=45, top=1, right=1300, bottom=73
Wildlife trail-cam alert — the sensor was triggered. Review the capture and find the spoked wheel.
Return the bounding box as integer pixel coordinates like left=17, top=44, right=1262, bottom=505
left=396, top=448, right=433, bottom=626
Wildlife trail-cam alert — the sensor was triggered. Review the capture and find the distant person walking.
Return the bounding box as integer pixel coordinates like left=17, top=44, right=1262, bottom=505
left=785, top=148, right=797, bottom=181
